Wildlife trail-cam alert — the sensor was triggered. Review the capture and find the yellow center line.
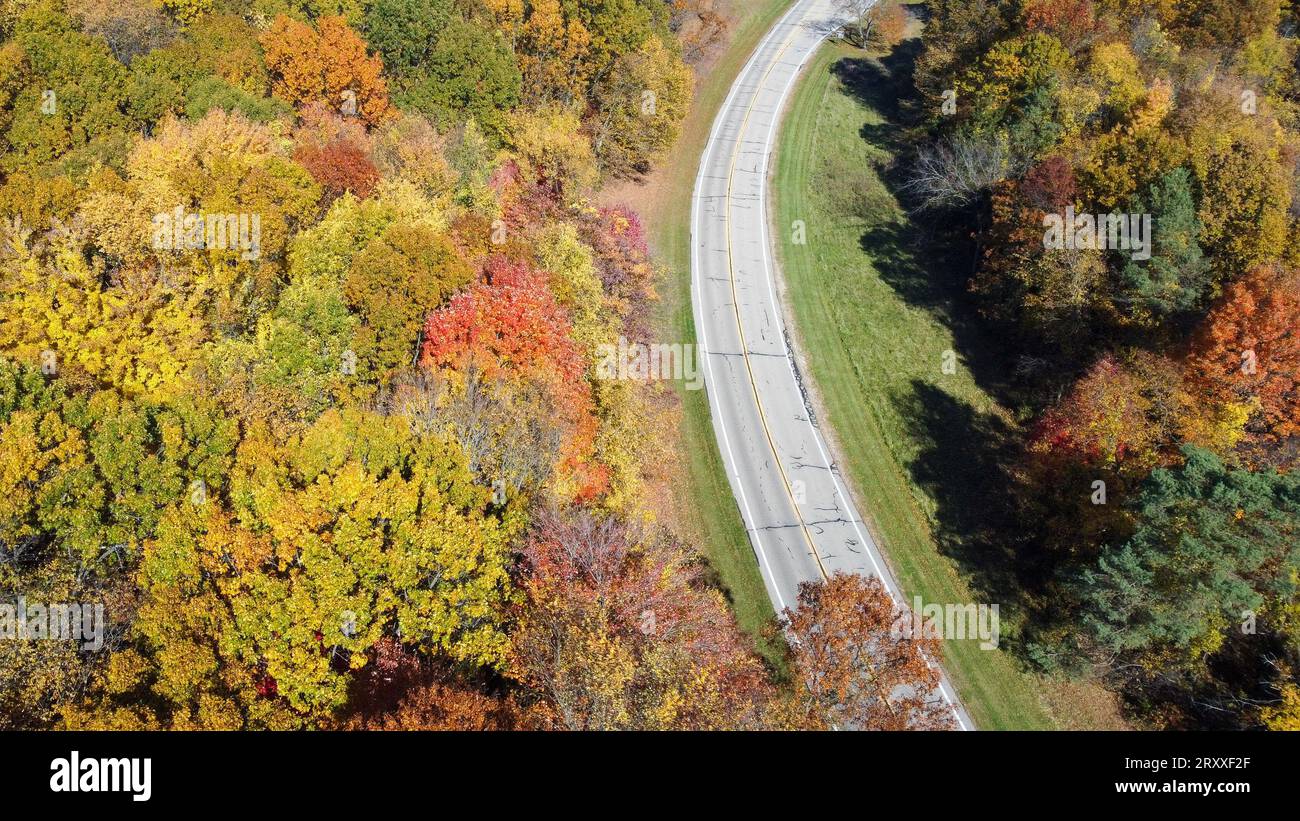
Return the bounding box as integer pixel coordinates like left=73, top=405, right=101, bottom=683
left=711, top=7, right=971, bottom=729
left=721, top=12, right=829, bottom=582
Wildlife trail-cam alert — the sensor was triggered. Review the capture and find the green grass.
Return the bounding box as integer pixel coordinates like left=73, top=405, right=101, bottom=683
left=771, top=40, right=1063, bottom=729
left=644, top=0, right=795, bottom=670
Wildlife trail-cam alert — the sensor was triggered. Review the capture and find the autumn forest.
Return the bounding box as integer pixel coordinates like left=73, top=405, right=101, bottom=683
left=0, top=0, right=1298, bottom=733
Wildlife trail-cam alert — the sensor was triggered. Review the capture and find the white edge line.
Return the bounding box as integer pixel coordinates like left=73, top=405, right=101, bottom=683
left=691, top=0, right=812, bottom=615
left=689, top=0, right=972, bottom=731
left=694, top=0, right=971, bottom=729
left=749, top=6, right=971, bottom=730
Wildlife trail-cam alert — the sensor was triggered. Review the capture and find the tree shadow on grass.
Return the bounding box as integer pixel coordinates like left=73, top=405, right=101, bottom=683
left=829, top=44, right=1025, bottom=408
left=830, top=39, right=923, bottom=144
left=892, top=380, right=1053, bottom=617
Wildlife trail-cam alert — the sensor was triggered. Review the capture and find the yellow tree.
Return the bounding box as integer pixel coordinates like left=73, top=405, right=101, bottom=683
left=260, top=15, right=394, bottom=126
left=0, top=236, right=207, bottom=400
left=76, top=109, right=320, bottom=337
left=1188, top=117, right=1291, bottom=277
left=123, top=408, right=517, bottom=728
left=507, top=105, right=599, bottom=198
left=589, top=36, right=693, bottom=177
left=518, top=0, right=593, bottom=103
left=1262, top=682, right=1300, bottom=730
left=481, top=0, right=526, bottom=49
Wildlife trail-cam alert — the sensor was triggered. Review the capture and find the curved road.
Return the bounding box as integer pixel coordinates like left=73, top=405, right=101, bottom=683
left=689, top=0, right=973, bottom=730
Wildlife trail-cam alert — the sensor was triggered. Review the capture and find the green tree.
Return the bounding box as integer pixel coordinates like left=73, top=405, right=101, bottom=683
left=395, top=18, right=520, bottom=141
left=184, top=76, right=291, bottom=123
left=1190, top=119, right=1291, bottom=277
left=125, top=48, right=194, bottom=126
left=589, top=35, right=692, bottom=177
left=0, top=357, right=238, bottom=568
left=3, top=2, right=132, bottom=175
left=915, top=0, right=1013, bottom=116
left=361, top=0, right=453, bottom=76
left=1070, top=446, right=1300, bottom=663
left=344, top=221, right=472, bottom=383
left=0, top=357, right=237, bottom=728
left=574, top=0, right=656, bottom=84
left=1120, top=167, right=1212, bottom=319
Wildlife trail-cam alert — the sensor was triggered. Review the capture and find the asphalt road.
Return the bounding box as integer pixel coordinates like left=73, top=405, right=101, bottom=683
left=689, top=0, right=973, bottom=730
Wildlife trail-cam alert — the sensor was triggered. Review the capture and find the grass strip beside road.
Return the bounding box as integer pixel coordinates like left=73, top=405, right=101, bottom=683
left=771, top=39, right=1063, bottom=729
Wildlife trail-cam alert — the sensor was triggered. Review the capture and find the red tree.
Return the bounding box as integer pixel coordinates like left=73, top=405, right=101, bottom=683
left=339, top=639, right=537, bottom=730
left=783, top=573, right=956, bottom=731
left=1187, top=264, right=1300, bottom=445
left=1021, top=0, right=1103, bottom=52
left=510, top=509, right=774, bottom=729
left=294, top=140, right=380, bottom=200
left=292, top=102, right=379, bottom=200
left=420, top=257, right=601, bottom=495
left=421, top=257, right=586, bottom=388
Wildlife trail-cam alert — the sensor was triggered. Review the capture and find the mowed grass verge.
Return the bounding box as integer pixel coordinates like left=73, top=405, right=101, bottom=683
left=771, top=39, right=1069, bottom=729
